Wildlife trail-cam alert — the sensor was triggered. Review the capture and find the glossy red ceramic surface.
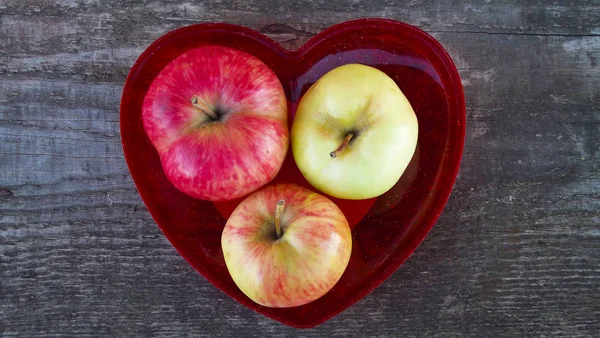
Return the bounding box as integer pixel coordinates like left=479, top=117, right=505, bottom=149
left=120, top=18, right=466, bottom=328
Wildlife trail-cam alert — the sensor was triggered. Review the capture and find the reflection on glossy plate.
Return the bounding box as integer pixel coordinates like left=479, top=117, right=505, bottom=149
left=120, top=18, right=466, bottom=328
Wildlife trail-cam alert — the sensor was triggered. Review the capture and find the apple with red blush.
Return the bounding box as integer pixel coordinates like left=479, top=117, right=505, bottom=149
left=142, top=46, right=289, bottom=201
left=221, top=183, right=352, bottom=308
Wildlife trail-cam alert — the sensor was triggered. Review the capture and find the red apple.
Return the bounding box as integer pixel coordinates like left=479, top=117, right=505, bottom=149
left=221, top=183, right=352, bottom=308
left=142, top=46, right=289, bottom=201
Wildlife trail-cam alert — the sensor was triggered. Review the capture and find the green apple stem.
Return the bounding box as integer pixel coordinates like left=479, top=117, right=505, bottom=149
left=191, top=96, right=218, bottom=120
left=275, top=200, right=285, bottom=239
left=330, top=133, right=354, bottom=158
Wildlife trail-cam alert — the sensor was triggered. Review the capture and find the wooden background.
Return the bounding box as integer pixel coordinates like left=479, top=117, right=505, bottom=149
left=1, top=1, right=599, bottom=337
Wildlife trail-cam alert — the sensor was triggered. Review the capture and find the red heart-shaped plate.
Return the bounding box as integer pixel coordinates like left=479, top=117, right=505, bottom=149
left=120, top=18, right=465, bottom=328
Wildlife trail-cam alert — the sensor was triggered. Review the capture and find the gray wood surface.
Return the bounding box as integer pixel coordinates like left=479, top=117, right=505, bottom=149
left=1, top=1, right=599, bottom=337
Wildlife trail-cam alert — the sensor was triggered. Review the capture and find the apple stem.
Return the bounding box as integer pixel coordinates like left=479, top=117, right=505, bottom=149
left=275, top=200, right=285, bottom=239
left=330, top=133, right=354, bottom=158
left=191, top=96, right=219, bottom=120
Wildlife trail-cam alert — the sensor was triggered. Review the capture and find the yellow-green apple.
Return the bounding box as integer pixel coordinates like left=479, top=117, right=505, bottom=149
left=221, top=183, right=352, bottom=308
left=142, top=46, right=288, bottom=201
left=291, top=64, right=418, bottom=200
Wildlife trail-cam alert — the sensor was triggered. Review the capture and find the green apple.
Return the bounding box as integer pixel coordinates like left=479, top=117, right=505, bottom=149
left=291, top=64, right=418, bottom=200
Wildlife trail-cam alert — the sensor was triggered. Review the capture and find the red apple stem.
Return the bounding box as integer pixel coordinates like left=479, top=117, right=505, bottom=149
left=191, top=96, right=218, bottom=120
left=275, top=200, right=285, bottom=239
left=330, top=133, right=354, bottom=158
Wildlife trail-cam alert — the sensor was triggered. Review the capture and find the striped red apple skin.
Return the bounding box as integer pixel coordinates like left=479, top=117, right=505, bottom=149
left=143, top=46, right=288, bottom=201
left=221, top=183, right=352, bottom=308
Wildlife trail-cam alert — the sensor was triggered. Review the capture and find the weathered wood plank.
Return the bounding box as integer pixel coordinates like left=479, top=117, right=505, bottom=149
left=1, top=0, right=600, bottom=59
left=1, top=0, right=599, bottom=337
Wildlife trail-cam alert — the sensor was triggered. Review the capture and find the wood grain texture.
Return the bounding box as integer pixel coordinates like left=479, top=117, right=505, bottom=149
left=1, top=0, right=599, bottom=337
